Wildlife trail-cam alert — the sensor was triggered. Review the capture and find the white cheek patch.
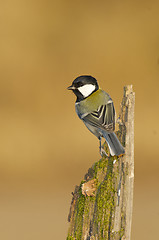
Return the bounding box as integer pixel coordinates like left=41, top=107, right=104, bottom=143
left=78, top=84, right=96, bottom=98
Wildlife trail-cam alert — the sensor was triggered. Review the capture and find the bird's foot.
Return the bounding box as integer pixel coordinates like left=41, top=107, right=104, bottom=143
left=99, top=146, right=108, bottom=157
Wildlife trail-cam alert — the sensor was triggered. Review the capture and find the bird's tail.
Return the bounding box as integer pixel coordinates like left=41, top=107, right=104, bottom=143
left=102, top=131, right=125, bottom=156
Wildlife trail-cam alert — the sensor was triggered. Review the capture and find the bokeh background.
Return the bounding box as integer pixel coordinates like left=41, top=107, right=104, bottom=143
left=0, top=0, right=159, bottom=239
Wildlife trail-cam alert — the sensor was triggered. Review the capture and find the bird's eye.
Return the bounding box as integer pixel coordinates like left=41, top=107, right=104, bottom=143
left=74, top=82, right=83, bottom=88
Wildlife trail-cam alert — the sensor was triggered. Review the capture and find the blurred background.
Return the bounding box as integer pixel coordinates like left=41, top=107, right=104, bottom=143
left=0, top=0, right=159, bottom=239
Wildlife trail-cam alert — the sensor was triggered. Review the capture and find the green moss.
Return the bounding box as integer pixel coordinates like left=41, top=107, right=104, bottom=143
left=66, top=235, right=75, bottom=240
left=111, top=227, right=125, bottom=239
left=93, top=157, right=108, bottom=180
left=67, top=142, right=124, bottom=239
left=92, top=156, right=117, bottom=239
left=120, top=227, right=125, bottom=238
left=73, top=182, right=86, bottom=239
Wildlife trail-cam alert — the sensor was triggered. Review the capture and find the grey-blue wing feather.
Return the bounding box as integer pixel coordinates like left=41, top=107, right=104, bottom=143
left=82, top=102, right=115, bottom=132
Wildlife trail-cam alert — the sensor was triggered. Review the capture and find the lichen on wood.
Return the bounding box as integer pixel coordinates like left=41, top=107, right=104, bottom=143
left=67, top=85, right=135, bottom=240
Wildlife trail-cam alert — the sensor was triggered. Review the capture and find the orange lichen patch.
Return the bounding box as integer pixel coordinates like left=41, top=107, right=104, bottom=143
left=118, top=153, right=125, bottom=158
left=81, top=179, right=96, bottom=197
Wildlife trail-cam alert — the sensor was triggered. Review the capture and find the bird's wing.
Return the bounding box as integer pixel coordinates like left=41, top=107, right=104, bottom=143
left=82, top=101, right=115, bottom=132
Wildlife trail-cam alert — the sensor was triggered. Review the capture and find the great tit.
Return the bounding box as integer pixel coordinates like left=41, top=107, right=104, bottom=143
left=67, top=75, right=125, bottom=156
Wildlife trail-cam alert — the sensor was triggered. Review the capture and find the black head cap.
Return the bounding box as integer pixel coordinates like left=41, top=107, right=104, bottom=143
left=72, top=75, right=99, bottom=89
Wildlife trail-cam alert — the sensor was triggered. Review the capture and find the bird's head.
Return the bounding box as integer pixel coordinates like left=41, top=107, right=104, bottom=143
left=67, top=75, right=99, bottom=102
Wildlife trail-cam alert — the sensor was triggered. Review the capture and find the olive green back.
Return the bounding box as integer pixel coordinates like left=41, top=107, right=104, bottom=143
left=75, top=89, right=111, bottom=117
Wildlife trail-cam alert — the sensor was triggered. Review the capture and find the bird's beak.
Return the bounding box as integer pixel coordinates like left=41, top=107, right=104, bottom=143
left=67, top=85, right=75, bottom=90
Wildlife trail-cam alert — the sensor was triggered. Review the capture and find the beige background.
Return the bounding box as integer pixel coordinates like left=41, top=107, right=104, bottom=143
left=0, top=0, right=159, bottom=239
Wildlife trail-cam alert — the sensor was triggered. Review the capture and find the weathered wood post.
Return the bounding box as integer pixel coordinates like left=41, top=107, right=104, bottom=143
left=67, top=85, right=135, bottom=240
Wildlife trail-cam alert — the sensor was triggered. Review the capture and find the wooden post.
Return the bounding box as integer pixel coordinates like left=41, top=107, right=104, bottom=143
left=67, top=85, right=135, bottom=240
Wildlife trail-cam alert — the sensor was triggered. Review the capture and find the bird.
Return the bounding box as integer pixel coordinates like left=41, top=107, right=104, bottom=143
left=67, top=75, right=125, bottom=156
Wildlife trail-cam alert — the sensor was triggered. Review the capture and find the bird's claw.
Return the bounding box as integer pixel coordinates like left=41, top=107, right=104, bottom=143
left=99, top=146, right=108, bottom=157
